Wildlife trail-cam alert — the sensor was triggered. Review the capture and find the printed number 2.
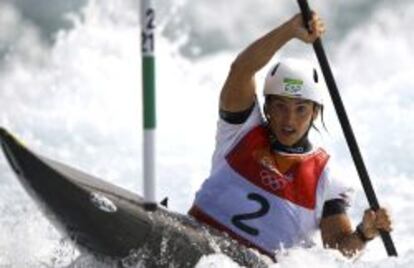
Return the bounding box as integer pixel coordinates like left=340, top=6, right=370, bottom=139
left=142, top=8, right=155, bottom=53
left=145, top=9, right=155, bottom=30
left=231, top=193, right=270, bottom=236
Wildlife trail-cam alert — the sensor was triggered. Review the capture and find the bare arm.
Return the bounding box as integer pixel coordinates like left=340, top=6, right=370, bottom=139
left=219, top=13, right=325, bottom=112
left=320, top=208, right=392, bottom=257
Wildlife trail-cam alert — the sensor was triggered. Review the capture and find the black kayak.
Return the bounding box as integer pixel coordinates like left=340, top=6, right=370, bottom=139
left=0, top=127, right=270, bottom=267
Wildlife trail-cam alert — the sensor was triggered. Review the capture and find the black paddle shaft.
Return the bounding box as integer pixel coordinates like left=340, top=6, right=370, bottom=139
left=296, top=0, right=397, bottom=257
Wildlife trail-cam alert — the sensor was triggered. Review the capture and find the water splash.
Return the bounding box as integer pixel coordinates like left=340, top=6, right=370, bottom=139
left=0, top=0, right=412, bottom=267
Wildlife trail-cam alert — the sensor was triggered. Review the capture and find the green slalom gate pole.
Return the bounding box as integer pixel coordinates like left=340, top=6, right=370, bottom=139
left=141, top=0, right=157, bottom=210
left=296, top=0, right=397, bottom=256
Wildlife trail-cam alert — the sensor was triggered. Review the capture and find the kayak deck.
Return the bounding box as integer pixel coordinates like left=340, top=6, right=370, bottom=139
left=0, top=127, right=270, bottom=267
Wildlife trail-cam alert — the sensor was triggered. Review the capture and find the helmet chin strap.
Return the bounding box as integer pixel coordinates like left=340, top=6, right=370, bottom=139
left=266, top=121, right=313, bottom=154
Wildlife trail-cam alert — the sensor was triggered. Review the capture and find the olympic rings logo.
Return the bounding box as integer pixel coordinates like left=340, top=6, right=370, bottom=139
left=260, top=170, right=288, bottom=191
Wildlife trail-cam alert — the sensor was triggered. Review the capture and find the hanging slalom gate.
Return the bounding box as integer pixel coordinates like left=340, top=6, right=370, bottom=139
left=141, top=0, right=157, bottom=209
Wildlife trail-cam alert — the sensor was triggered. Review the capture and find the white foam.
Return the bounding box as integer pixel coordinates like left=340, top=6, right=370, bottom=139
left=0, top=0, right=412, bottom=266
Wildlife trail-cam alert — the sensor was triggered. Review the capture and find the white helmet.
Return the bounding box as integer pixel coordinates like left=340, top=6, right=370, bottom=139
left=264, top=58, right=323, bottom=106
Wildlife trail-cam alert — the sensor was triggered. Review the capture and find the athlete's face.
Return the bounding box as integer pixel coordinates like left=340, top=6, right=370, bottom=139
left=265, top=96, right=318, bottom=146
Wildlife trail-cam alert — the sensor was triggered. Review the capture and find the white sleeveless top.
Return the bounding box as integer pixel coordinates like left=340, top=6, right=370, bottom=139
left=190, top=103, right=353, bottom=255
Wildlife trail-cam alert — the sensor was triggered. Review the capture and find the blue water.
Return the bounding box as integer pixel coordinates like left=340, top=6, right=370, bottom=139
left=0, top=0, right=413, bottom=266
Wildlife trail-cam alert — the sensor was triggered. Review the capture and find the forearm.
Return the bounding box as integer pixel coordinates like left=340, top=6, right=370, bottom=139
left=321, top=208, right=392, bottom=258
left=220, top=19, right=296, bottom=111
left=326, top=230, right=367, bottom=257
left=219, top=13, right=323, bottom=111
left=232, top=19, right=295, bottom=75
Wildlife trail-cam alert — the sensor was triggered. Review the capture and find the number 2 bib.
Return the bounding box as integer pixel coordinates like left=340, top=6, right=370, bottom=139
left=189, top=125, right=329, bottom=255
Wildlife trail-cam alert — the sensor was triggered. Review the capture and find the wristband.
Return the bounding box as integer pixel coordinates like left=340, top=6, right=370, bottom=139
left=356, top=222, right=374, bottom=242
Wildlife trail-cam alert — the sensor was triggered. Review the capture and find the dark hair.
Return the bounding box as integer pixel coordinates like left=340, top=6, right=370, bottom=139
left=311, top=104, right=328, bottom=133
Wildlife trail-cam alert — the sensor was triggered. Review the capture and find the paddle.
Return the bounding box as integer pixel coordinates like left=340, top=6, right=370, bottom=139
left=296, top=0, right=397, bottom=257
